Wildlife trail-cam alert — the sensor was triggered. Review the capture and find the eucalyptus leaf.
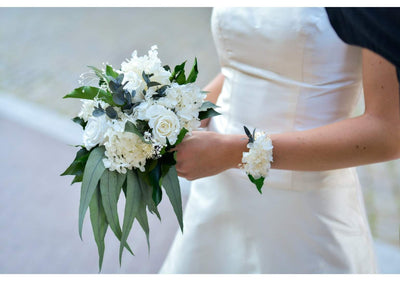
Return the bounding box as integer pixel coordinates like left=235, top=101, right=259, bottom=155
left=119, top=170, right=142, bottom=264
left=147, top=81, right=161, bottom=88
left=142, top=71, right=151, bottom=85
left=124, top=121, right=149, bottom=143
left=136, top=187, right=151, bottom=253
left=149, top=163, right=162, bottom=206
left=100, top=170, right=122, bottom=239
left=79, top=146, right=106, bottom=239
left=113, top=92, right=126, bottom=106
left=105, top=106, right=118, bottom=119
left=137, top=172, right=161, bottom=220
left=93, top=106, right=105, bottom=117
left=162, top=165, right=183, bottom=232
left=100, top=170, right=134, bottom=255
left=72, top=117, right=87, bottom=129
left=89, top=184, right=108, bottom=272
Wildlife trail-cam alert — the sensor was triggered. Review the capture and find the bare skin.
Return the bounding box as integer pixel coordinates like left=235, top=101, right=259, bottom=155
left=174, top=49, right=400, bottom=181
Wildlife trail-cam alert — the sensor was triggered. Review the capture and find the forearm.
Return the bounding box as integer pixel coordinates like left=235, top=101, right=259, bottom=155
left=270, top=114, right=400, bottom=171
left=203, top=73, right=224, bottom=104
left=224, top=113, right=400, bottom=172
left=201, top=73, right=224, bottom=127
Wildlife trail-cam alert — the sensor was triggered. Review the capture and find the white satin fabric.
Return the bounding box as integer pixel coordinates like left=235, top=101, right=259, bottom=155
left=160, top=7, right=377, bottom=273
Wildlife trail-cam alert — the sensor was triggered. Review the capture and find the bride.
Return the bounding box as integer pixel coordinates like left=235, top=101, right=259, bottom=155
left=159, top=7, right=400, bottom=273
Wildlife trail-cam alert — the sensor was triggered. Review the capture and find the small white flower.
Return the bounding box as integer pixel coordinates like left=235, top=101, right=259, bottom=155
left=83, top=115, right=110, bottom=150
left=120, top=45, right=171, bottom=96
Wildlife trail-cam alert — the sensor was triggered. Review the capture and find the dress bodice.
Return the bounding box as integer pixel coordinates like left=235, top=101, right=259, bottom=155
left=211, top=7, right=363, bottom=134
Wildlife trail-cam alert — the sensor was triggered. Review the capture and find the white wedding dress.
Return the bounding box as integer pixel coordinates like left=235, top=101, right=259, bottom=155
left=160, top=7, right=377, bottom=273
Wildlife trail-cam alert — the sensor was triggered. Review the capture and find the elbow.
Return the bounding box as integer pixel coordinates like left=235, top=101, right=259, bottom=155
left=381, top=126, right=400, bottom=161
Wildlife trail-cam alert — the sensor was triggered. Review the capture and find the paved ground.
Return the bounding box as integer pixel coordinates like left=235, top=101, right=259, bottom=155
left=0, top=7, right=399, bottom=274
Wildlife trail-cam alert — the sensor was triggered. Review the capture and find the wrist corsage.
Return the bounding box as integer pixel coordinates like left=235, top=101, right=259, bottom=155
left=241, top=126, right=273, bottom=193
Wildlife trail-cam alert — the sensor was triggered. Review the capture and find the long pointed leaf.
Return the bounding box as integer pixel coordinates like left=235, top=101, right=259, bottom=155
left=89, top=184, right=108, bottom=272
left=162, top=166, right=183, bottom=232
left=100, top=170, right=133, bottom=255
left=79, top=146, right=106, bottom=239
left=100, top=170, right=122, bottom=237
left=119, top=170, right=142, bottom=264
left=138, top=173, right=161, bottom=220
left=136, top=201, right=150, bottom=254
left=136, top=177, right=151, bottom=252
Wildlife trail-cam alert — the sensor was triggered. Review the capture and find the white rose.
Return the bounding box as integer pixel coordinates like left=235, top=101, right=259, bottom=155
left=146, top=105, right=180, bottom=145
left=83, top=115, right=109, bottom=150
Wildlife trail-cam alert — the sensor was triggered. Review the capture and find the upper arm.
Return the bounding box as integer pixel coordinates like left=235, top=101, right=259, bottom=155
left=362, top=48, right=400, bottom=122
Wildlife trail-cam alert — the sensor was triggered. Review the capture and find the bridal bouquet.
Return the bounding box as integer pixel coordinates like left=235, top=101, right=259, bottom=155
left=61, top=46, right=219, bottom=270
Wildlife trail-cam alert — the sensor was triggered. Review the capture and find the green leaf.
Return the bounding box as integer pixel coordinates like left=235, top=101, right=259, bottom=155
left=149, top=163, right=162, bottom=206
left=61, top=147, right=91, bottom=185
left=105, top=106, right=118, bottom=119
left=100, top=170, right=134, bottom=256
left=72, top=174, right=84, bottom=184
left=248, top=174, right=265, bottom=194
left=100, top=170, right=121, bottom=239
left=162, top=165, right=183, bottom=232
left=79, top=146, right=106, bottom=239
left=175, top=70, right=186, bottom=85
left=137, top=172, right=161, bottom=220
left=124, top=121, right=150, bottom=143
left=186, top=57, right=198, bottom=83
left=136, top=198, right=151, bottom=253
left=119, top=170, right=142, bottom=265
left=170, top=61, right=186, bottom=83
left=174, top=127, right=189, bottom=147
left=89, top=183, right=108, bottom=272
left=147, top=81, right=161, bottom=88
left=87, top=65, right=108, bottom=82
left=72, top=117, right=87, bottom=129
left=106, top=65, right=119, bottom=79
left=198, top=108, right=221, bottom=120
left=199, top=100, right=218, bottom=111
left=116, top=173, right=126, bottom=201
left=63, top=86, right=114, bottom=105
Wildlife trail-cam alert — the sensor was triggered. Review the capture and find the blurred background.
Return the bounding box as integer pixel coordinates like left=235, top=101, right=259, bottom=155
left=0, top=7, right=399, bottom=273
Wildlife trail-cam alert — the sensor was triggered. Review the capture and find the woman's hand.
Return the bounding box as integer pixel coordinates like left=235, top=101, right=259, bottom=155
left=173, top=131, right=248, bottom=180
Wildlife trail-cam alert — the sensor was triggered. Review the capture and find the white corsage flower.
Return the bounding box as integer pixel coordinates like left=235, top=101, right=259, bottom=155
left=242, top=131, right=273, bottom=180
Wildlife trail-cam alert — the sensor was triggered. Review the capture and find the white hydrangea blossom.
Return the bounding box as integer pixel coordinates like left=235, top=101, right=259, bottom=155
left=103, top=127, right=155, bottom=173
left=158, top=83, right=205, bottom=133
left=242, top=131, right=274, bottom=179
left=120, top=45, right=171, bottom=100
